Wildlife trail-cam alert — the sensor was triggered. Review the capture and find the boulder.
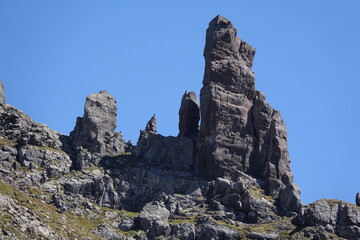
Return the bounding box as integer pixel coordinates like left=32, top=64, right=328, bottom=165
left=70, top=90, right=126, bottom=156
left=246, top=232, right=279, bottom=240
left=356, top=193, right=360, bottom=207
left=171, top=223, right=195, bottom=240
left=147, top=220, right=171, bottom=238
left=92, top=223, right=125, bottom=240
left=138, top=201, right=170, bottom=231
left=197, top=223, right=240, bottom=240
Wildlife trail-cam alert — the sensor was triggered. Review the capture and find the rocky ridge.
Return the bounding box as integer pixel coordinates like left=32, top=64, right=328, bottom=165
left=0, top=15, right=359, bottom=240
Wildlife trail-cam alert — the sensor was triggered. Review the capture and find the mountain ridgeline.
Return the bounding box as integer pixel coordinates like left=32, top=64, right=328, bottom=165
left=0, top=15, right=359, bottom=240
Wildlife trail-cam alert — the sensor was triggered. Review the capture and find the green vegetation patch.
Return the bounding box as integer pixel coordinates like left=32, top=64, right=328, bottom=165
left=212, top=219, right=249, bottom=238
left=32, top=145, right=67, bottom=155
left=248, top=187, right=275, bottom=203
left=169, top=215, right=196, bottom=225
left=0, top=138, right=16, bottom=147
left=115, top=152, right=132, bottom=156
left=99, top=205, right=139, bottom=218
left=26, top=186, right=43, bottom=197
left=0, top=180, right=104, bottom=239
left=212, top=216, right=298, bottom=239
left=322, top=198, right=360, bottom=211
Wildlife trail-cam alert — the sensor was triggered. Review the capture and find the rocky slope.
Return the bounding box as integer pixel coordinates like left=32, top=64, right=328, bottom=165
left=0, top=15, right=359, bottom=240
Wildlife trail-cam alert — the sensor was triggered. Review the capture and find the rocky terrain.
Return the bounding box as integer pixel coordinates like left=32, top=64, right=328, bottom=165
left=0, top=15, right=359, bottom=240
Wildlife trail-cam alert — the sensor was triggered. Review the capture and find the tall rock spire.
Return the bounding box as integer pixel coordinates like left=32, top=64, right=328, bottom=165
left=0, top=81, right=6, bottom=107
left=197, top=15, right=301, bottom=212
left=197, top=15, right=257, bottom=179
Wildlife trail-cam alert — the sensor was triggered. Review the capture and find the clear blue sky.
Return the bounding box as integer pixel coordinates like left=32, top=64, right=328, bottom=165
left=1, top=1, right=359, bottom=205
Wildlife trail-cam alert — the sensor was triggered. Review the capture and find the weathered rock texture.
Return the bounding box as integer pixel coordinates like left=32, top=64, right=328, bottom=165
left=0, top=81, right=5, bottom=107
left=70, top=90, right=125, bottom=156
left=145, top=114, right=157, bottom=132
left=295, top=199, right=360, bottom=239
left=178, top=91, right=200, bottom=138
left=133, top=114, right=197, bottom=172
left=0, top=17, right=359, bottom=240
left=196, top=15, right=301, bottom=213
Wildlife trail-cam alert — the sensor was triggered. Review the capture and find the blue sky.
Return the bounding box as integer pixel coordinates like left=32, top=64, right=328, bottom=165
left=1, top=1, right=359, bottom=205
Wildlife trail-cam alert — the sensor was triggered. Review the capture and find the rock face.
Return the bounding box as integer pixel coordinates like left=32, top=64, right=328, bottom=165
left=145, top=114, right=157, bottom=132
left=178, top=91, right=200, bottom=138
left=196, top=15, right=301, bottom=213
left=70, top=90, right=125, bottom=156
left=295, top=199, right=360, bottom=239
left=133, top=114, right=196, bottom=172
left=1, top=16, right=359, bottom=240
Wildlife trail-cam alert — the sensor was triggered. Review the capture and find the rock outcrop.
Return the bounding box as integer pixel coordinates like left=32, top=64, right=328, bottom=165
left=145, top=114, right=157, bottom=132
left=178, top=91, right=200, bottom=138
left=295, top=199, right=360, bottom=239
left=0, top=81, right=5, bottom=107
left=133, top=114, right=196, bottom=172
left=196, top=15, right=301, bottom=213
left=0, top=16, right=359, bottom=240
left=69, top=90, right=126, bottom=156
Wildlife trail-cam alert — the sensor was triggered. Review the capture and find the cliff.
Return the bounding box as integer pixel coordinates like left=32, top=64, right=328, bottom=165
left=0, top=15, right=359, bottom=240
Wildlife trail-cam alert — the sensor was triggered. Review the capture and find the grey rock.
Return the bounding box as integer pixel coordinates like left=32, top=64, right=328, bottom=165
left=0, top=194, right=59, bottom=239
left=117, top=216, right=135, bottom=231
left=171, top=223, right=195, bottom=240
left=301, top=199, right=332, bottom=226
left=70, top=90, right=126, bottom=156
left=0, top=105, right=69, bottom=151
left=0, top=145, right=17, bottom=172
left=196, top=15, right=301, bottom=213
left=17, top=145, right=71, bottom=179
left=145, top=114, right=157, bottom=132
left=242, top=193, right=269, bottom=214
left=247, top=232, right=279, bottom=240
left=356, top=193, right=360, bottom=207
left=0, top=81, right=6, bottom=107
left=300, top=226, right=334, bottom=240
left=138, top=201, right=170, bottom=231
left=337, top=201, right=360, bottom=226
left=213, top=177, right=231, bottom=196
left=63, top=170, right=119, bottom=209
left=178, top=91, right=200, bottom=138
left=295, top=199, right=360, bottom=239
left=222, top=193, right=242, bottom=211
left=197, top=223, right=240, bottom=240
left=93, top=223, right=126, bottom=240
left=133, top=131, right=195, bottom=172
left=147, top=220, right=171, bottom=238
left=335, top=225, right=360, bottom=240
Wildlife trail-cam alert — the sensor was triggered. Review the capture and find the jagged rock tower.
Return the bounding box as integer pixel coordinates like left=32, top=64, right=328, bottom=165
left=196, top=15, right=301, bottom=212
left=70, top=90, right=126, bottom=156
